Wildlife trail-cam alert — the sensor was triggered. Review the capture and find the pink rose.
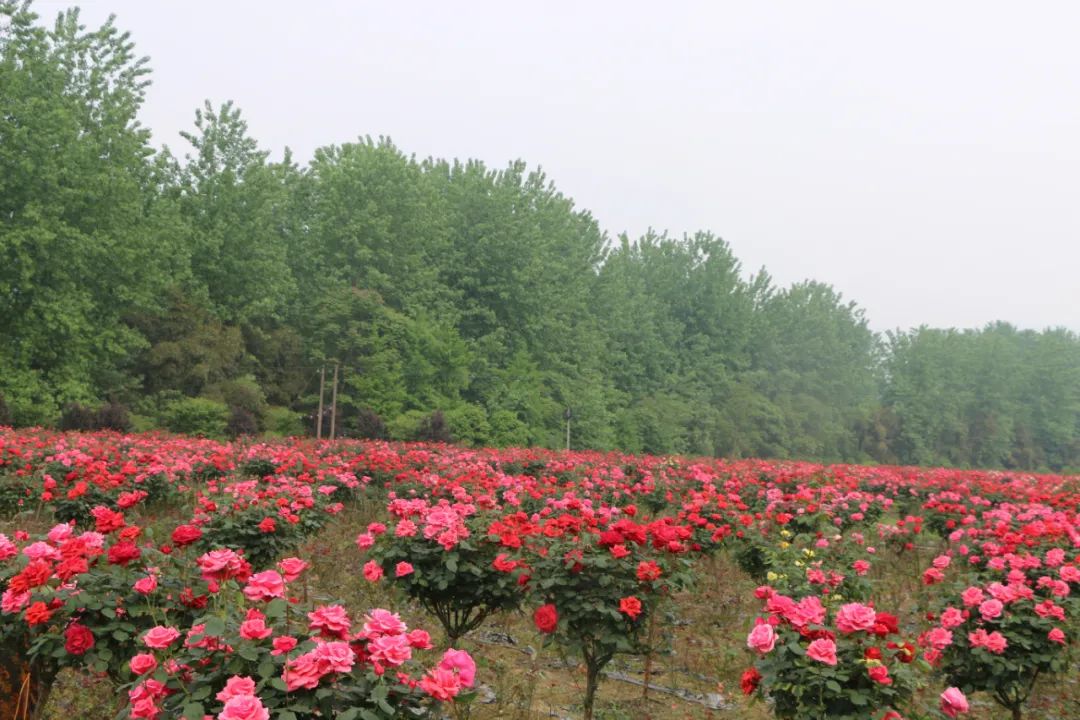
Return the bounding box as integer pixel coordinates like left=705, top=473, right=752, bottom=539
left=308, top=604, right=352, bottom=639
left=439, top=648, right=476, bottom=687
left=940, top=687, right=969, bottom=718
left=960, top=586, right=984, bottom=607
left=133, top=574, right=158, bottom=595
left=395, top=561, right=414, bottom=578
left=836, top=603, right=877, bottom=633
left=940, top=607, right=964, bottom=629
left=218, top=694, right=270, bottom=720
left=978, top=598, right=1003, bottom=621
left=271, top=635, right=298, bottom=656
left=142, top=625, right=181, bottom=649
left=806, top=638, right=838, bottom=665
left=363, top=560, right=384, bottom=582
left=240, top=614, right=272, bottom=641
left=243, top=571, right=285, bottom=602
left=1049, top=628, right=1066, bottom=644
left=747, top=623, right=777, bottom=654
left=420, top=666, right=462, bottom=701
left=362, top=608, right=407, bottom=638
left=924, top=626, right=953, bottom=651
left=984, top=631, right=1007, bottom=654
left=277, top=557, right=309, bottom=582
left=369, top=633, right=412, bottom=666
left=216, top=675, right=256, bottom=703
left=129, top=653, right=158, bottom=675
left=313, top=641, right=356, bottom=672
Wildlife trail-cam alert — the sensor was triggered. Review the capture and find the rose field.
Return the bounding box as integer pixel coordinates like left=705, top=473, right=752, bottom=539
left=0, top=428, right=1078, bottom=720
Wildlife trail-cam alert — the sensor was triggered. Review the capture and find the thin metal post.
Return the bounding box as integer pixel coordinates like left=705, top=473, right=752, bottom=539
left=329, top=362, right=339, bottom=440
left=316, top=365, right=325, bottom=440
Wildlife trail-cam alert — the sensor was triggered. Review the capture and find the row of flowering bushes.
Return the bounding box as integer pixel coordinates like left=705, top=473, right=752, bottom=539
left=1, top=427, right=1078, bottom=719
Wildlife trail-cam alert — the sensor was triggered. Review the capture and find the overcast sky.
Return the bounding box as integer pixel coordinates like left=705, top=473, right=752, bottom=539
left=54, top=0, right=1080, bottom=333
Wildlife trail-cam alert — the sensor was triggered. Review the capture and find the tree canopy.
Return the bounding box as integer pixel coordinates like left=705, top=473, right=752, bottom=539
left=2, top=2, right=1078, bottom=471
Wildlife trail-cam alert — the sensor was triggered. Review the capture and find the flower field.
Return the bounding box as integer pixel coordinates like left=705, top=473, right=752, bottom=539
left=1, top=428, right=1078, bottom=720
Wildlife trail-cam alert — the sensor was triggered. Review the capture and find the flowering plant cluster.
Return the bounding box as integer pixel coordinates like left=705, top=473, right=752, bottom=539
left=2, top=428, right=1079, bottom=720
left=744, top=589, right=920, bottom=720
left=121, top=583, right=473, bottom=720
left=358, top=498, right=525, bottom=641
left=921, top=544, right=1080, bottom=719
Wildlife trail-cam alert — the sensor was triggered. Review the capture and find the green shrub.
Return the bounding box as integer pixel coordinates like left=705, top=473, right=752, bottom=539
left=264, top=406, right=305, bottom=437
left=444, top=404, right=491, bottom=446
left=488, top=409, right=530, bottom=448
left=387, top=409, right=426, bottom=441
left=161, top=397, right=228, bottom=437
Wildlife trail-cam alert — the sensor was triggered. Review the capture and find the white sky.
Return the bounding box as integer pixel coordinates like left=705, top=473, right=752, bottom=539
left=53, top=0, right=1080, bottom=332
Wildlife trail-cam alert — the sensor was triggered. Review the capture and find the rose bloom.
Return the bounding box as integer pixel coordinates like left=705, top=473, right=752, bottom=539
left=243, top=570, right=285, bottom=602
left=984, top=631, right=1007, bottom=654
left=25, top=601, right=52, bottom=626
left=940, top=607, right=965, bottom=629
left=143, top=625, right=182, bottom=649
left=362, top=608, right=407, bottom=638
left=806, top=638, right=838, bottom=666
left=1048, top=628, right=1066, bottom=644
left=129, top=653, right=158, bottom=675
left=277, top=557, right=309, bottom=582
left=978, top=598, right=1004, bottom=621
left=924, top=626, right=954, bottom=651
left=746, top=623, right=777, bottom=654
left=218, top=694, right=270, bottom=720
left=171, top=524, right=202, bottom=546
left=308, top=604, right=352, bottom=639
left=868, top=665, right=892, bottom=685
left=363, top=560, right=384, bottom=582
left=314, top=641, right=356, bottom=673
left=439, top=648, right=476, bottom=687
left=394, top=561, right=414, bottom=578
left=534, top=604, right=559, bottom=634
left=836, top=603, right=877, bottom=633
left=940, top=687, right=969, bottom=718
left=271, top=635, right=298, bottom=656
left=240, top=612, right=273, bottom=640
left=216, top=675, right=256, bottom=703
left=619, top=596, right=643, bottom=620
left=740, top=667, right=762, bottom=696
left=407, top=629, right=434, bottom=649
left=64, top=623, right=95, bottom=655
left=960, top=586, right=984, bottom=607
left=420, top=666, right=462, bottom=701
left=133, top=574, right=158, bottom=595
left=369, top=633, right=412, bottom=667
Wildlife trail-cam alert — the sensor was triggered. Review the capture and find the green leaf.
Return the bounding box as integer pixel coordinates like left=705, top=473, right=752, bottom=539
left=182, top=703, right=205, bottom=720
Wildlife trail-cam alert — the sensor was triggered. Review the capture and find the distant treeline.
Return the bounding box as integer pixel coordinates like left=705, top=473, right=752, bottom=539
left=2, top=4, right=1079, bottom=470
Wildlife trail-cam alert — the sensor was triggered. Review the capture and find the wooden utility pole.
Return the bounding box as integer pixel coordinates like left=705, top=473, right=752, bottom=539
left=564, top=407, right=572, bottom=451
left=329, top=362, right=339, bottom=441
left=316, top=365, right=326, bottom=440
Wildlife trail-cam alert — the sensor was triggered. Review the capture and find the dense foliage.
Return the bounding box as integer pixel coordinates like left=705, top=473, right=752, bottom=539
left=3, top=2, right=1079, bottom=471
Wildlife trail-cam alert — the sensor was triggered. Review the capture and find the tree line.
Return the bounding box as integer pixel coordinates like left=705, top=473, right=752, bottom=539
left=2, top=4, right=1078, bottom=471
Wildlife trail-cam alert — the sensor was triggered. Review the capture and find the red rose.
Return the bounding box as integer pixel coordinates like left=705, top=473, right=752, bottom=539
left=619, top=596, right=643, bottom=621
left=740, top=667, right=762, bottom=696
left=534, top=604, right=558, bottom=634
left=25, top=601, right=52, bottom=626
left=64, top=623, right=95, bottom=655
left=107, top=541, right=141, bottom=566
left=171, top=524, right=203, bottom=546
